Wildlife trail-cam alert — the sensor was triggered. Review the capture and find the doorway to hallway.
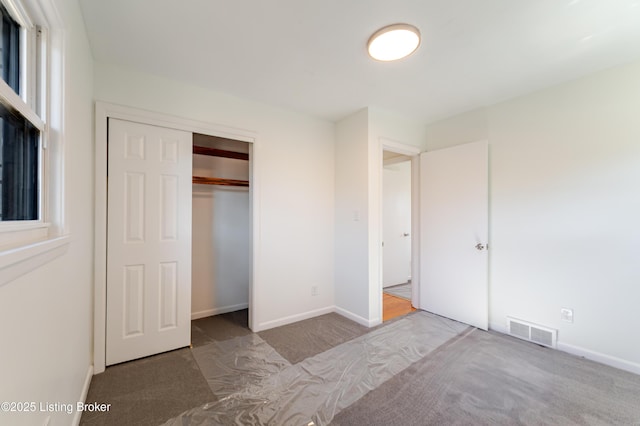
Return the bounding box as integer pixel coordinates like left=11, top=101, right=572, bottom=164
left=382, top=150, right=413, bottom=322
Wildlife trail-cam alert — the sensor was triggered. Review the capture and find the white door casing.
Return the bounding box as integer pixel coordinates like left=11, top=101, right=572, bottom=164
left=419, top=140, right=489, bottom=330
left=106, top=118, right=192, bottom=365
left=383, top=161, right=412, bottom=288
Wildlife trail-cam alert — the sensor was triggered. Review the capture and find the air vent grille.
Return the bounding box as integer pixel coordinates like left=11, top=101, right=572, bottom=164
left=507, top=317, right=557, bottom=348
left=509, top=321, right=530, bottom=339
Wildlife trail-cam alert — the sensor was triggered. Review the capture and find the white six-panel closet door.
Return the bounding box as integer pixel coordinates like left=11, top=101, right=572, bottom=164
left=106, top=118, right=192, bottom=365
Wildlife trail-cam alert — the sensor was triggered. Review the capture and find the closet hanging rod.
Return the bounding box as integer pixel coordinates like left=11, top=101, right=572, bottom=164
left=192, top=176, right=250, bottom=187
left=193, top=145, right=249, bottom=161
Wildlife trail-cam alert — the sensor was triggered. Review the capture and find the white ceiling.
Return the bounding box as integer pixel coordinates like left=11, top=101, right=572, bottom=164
left=79, top=0, right=640, bottom=123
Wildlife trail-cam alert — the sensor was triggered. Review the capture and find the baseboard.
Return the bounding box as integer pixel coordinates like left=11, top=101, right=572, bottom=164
left=254, top=306, right=334, bottom=332
left=72, top=365, right=94, bottom=426
left=334, top=306, right=380, bottom=328
left=489, top=322, right=640, bottom=376
left=191, top=303, right=249, bottom=320
left=556, top=342, right=640, bottom=376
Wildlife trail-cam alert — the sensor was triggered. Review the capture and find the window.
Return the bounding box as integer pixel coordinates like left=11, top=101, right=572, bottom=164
left=0, top=0, right=46, bottom=236
left=0, top=2, right=21, bottom=93
left=1, top=2, right=39, bottom=223
left=0, top=0, right=66, bottom=278
left=0, top=2, right=42, bottom=224
left=0, top=103, right=40, bottom=220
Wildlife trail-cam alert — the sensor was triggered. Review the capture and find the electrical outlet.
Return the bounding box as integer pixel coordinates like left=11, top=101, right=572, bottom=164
left=560, top=307, right=574, bottom=323
left=311, top=286, right=318, bottom=296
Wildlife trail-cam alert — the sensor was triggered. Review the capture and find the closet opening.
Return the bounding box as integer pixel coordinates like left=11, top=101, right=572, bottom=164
left=191, top=133, right=252, bottom=337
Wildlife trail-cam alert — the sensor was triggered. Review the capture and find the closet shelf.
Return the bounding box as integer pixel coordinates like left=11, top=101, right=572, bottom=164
left=193, top=145, right=249, bottom=161
left=193, top=176, right=249, bottom=187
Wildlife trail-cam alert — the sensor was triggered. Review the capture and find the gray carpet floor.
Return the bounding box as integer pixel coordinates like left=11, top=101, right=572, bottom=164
left=258, top=310, right=369, bottom=363
left=383, top=282, right=411, bottom=300
left=81, top=309, right=640, bottom=425
left=333, top=327, right=640, bottom=425
left=80, top=347, right=214, bottom=425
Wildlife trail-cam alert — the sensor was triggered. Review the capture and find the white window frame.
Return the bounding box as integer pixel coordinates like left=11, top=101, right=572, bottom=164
left=0, top=0, right=68, bottom=286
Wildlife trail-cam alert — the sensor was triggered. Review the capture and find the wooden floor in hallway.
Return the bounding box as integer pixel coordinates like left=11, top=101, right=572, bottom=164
left=383, top=293, right=416, bottom=322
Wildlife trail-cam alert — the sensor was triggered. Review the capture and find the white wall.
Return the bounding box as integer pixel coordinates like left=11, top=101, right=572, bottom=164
left=93, top=63, right=335, bottom=331
left=335, top=109, right=370, bottom=323
left=192, top=154, right=250, bottom=318
left=426, top=59, right=640, bottom=373
left=0, top=0, right=95, bottom=425
left=335, top=107, right=425, bottom=325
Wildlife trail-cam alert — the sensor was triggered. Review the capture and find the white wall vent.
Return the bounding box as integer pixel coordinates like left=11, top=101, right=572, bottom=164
left=506, top=317, right=557, bottom=348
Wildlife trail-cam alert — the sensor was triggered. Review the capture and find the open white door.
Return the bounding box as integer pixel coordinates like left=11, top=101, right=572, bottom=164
left=419, top=140, right=488, bottom=330
left=106, top=118, right=192, bottom=365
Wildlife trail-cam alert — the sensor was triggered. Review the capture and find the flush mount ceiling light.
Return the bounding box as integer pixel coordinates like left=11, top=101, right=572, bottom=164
left=367, top=23, right=421, bottom=61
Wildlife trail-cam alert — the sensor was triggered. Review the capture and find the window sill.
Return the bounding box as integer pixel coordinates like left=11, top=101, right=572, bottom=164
left=0, top=222, right=51, bottom=250
left=0, top=235, right=70, bottom=287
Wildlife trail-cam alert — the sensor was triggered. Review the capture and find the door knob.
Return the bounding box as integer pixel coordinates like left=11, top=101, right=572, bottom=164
left=475, top=243, right=486, bottom=251
left=403, top=233, right=410, bottom=237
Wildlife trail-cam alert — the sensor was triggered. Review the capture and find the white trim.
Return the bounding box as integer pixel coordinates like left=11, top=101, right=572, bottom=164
left=248, top=141, right=258, bottom=332
left=21, top=0, right=64, bottom=28
left=35, top=0, right=65, bottom=236
left=72, top=365, right=94, bottom=426
left=380, top=137, right=421, bottom=156
left=0, top=234, right=66, bottom=266
left=334, top=305, right=381, bottom=328
left=93, top=102, right=107, bottom=374
left=1, top=0, right=33, bottom=28
left=0, top=235, right=69, bottom=286
left=489, top=321, right=640, bottom=376
left=191, top=303, right=249, bottom=320
left=0, top=223, right=49, bottom=251
left=409, top=155, right=420, bottom=309
left=0, top=74, right=45, bottom=130
left=383, top=155, right=412, bottom=166
left=557, top=341, right=640, bottom=376
left=93, top=101, right=260, bottom=374
left=96, top=102, right=256, bottom=143
left=21, top=26, right=30, bottom=106
left=0, top=220, right=49, bottom=232
left=254, top=306, right=334, bottom=332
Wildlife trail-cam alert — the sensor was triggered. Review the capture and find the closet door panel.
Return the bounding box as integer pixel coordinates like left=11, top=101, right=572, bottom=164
left=106, top=118, right=192, bottom=366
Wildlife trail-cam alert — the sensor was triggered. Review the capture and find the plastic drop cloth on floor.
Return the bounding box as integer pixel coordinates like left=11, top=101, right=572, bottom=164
left=191, top=334, right=291, bottom=399
left=164, top=311, right=469, bottom=426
